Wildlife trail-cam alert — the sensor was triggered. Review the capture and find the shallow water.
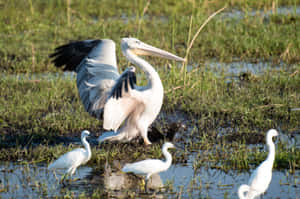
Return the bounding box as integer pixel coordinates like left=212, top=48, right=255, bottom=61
left=0, top=162, right=92, bottom=198
left=185, top=60, right=295, bottom=76
left=161, top=156, right=299, bottom=199
left=222, top=6, right=300, bottom=19
left=98, top=6, right=300, bottom=24
left=1, top=156, right=299, bottom=199
left=204, top=60, right=281, bottom=76
left=2, top=60, right=286, bottom=82
left=1, top=71, right=76, bottom=81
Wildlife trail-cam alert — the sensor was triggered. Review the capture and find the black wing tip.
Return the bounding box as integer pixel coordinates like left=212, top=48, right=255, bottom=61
left=111, top=68, right=136, bottom=100
left=49, top=39, right=102, bottom=71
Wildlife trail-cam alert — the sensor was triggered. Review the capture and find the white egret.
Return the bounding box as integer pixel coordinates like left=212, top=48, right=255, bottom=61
left=122, top=142, right=175, bottom=191
left=48, top=130, right=92, bottom=182
left=50, top=38, right=185, bottom=145
left=238, top=129, right=279, bottom=199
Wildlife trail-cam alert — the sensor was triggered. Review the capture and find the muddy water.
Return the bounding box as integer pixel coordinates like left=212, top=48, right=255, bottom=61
left=1, top=157, right=298, bottom=199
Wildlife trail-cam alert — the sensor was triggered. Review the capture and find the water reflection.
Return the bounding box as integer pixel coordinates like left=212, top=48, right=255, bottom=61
left=161, top=159, right=299, bottom=199
left=88, top=162, right=164, bottom=191
left=0, top=156, right=298, bottom=198
left=0, top=162, right=92, bottom=198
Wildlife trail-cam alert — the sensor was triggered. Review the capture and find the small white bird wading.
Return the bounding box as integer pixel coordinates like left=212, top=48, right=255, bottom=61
left=48, top=130, right=92, bottom=183
left=238, top=129, right=279, bottom=199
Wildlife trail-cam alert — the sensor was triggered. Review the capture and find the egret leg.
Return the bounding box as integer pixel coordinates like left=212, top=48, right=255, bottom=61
left=60, top=173, right=69, bottom=186
left=144, top=174, right=152, bottom=193
left=70, top=167, right=79, bottom=182
left=144, top=178, right=149, bottom=193
left=53, top=171, right=59, bottom=181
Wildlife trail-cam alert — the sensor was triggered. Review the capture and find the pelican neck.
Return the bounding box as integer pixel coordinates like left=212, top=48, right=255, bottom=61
left=123, top=49, right=163, bottom=90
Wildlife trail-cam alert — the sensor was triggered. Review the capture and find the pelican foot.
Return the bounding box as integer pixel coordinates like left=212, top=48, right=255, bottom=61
left=143, top=138, right=152, bottom=145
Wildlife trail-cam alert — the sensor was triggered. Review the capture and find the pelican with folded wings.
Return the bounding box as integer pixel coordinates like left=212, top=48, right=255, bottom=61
left=50, top=38, right=185, bottom=145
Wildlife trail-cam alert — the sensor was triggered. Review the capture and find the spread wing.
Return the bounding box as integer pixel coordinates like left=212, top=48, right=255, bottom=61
left=49, top=40, right=102, bottom=71
left=103, top=67, right=145, bottom=131
left=110, top=67, right=136, bottom=99
left=50, top=39, right=119, bottom=118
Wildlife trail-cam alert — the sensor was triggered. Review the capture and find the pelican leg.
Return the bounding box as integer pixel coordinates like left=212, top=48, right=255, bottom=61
left=138, top=125, right=152, bottom=145
left=143, top=136, right=152, bottom=145
left=97, top=131, right=127, bottom=143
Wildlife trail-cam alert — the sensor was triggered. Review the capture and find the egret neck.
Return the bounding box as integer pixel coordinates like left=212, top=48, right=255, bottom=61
left=162, top=144, right=173, bottom=171
left=81, top=134, right=91, bottom=161
left=266, top=133, right=276, bottom=169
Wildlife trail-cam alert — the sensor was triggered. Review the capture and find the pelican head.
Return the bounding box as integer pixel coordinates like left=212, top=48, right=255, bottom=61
left=121, top=38, right=186, bottom=62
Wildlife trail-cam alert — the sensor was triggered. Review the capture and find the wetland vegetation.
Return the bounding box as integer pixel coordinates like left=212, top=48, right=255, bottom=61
left=0, top=0, right=299, bottom=198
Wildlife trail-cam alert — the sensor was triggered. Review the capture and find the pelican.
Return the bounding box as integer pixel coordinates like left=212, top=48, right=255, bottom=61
left=50, top=38, right=185, bottom=145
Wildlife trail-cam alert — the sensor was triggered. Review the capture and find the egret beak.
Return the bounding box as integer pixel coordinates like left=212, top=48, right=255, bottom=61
left=133, top=41, right=186, bottom=62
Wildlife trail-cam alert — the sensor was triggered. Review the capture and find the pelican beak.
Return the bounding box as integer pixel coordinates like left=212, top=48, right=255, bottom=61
left=133, top=42, right=186, bottom=62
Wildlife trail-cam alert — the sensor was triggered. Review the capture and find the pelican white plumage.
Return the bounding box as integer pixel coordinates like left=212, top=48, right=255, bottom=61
left=48, top=130, right=91, bottom=181
left=122, top=142, right=175, bottom=190
left=50, top=38, right=185, bottom=145
left=238, top=129, right=279, bottom=199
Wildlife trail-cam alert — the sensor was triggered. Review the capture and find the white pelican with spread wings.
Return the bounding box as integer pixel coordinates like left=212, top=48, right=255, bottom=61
left=50, top=38, right=185, bottom=145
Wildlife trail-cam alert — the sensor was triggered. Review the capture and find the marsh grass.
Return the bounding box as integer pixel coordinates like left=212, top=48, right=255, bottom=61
left=0, top=2, right=299, bottom=197
left=163, top=65, right=300, bottom=130
left=1, top=1, right=300, bottom=73
left=0, top=64, right=299, bottom=170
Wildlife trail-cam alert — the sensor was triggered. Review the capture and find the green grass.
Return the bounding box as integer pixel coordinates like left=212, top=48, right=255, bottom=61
left=1, top=0, right=300, bottom=73
left=0, top=76, right=101, bottom=138
left=163, top=66, right=300, bottom=130
left=0, top=65, right=299, bottom=171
